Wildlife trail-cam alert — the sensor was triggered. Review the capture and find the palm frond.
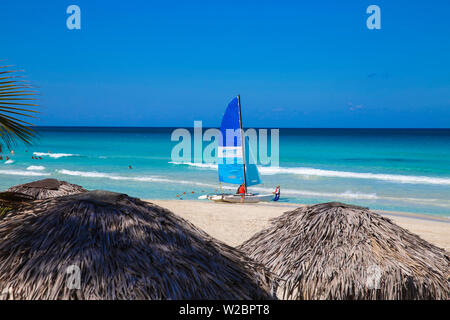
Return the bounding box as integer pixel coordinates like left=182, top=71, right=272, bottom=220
left=0, top=64, right=39, bottom=151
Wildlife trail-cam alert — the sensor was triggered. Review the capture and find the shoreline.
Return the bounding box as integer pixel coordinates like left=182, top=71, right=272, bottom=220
left=201, top=200, right=450, bottom=222
left=147, top=199, right=450, bottom=252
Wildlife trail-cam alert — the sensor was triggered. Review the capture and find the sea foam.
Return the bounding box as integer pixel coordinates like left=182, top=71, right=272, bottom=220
left=33, top=152, right=80, bottom=159
left=168, top=162, right=450, bottom=186
left=0, top=169, right=50, bottom=177
left=26, top=165, right=46, bottom=171
left=55, top=168, right=450, bottom=206
left=56, top=169, right=213, bottom=187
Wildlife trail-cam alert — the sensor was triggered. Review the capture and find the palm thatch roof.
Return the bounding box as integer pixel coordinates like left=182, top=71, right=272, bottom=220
left=0, top=191, right=34, bottom=219
left=6, top=178, right=86, bottom=200
left=239, top=202, right=449, bottom=300
left=0, top=190, right=275, bottom=300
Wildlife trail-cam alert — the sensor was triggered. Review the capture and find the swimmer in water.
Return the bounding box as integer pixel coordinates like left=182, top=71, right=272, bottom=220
left=128, top=165, right=132, bottom=169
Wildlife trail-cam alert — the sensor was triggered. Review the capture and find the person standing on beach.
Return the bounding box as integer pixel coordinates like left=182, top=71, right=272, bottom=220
left=236, top=183, right=246, bottom=203
left=273, top=185, right=281, bottom=201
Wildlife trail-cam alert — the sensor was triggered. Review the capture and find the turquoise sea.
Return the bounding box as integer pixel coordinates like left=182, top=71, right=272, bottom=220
left=1, top=127, right=449, bottom=217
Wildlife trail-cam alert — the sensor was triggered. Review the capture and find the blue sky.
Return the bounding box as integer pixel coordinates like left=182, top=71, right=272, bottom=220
left=1, top=0, right=449, bottom=127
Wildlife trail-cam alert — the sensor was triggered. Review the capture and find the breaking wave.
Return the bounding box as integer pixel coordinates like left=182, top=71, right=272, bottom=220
left=169, top=162, right=450, bottom=185
left=56, top=169, right=213, bottom=187
left=26, top=165, right=46, bottom=171
left=53, top=168, right=450, bottom=206
left=169, top=161, right=217, bottom=169
left=0, top=169, right=50, bottom=177
left=33, top=152, right=80, bottom=159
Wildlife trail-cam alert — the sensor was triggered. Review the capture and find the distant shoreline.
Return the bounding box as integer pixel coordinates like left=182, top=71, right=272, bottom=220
left=33, top=126, right=450, bottom=130
left=229, top=201, right=450, bottom=223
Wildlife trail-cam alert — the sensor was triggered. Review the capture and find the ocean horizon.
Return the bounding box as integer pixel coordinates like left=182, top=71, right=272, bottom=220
left=1, top=126, right=449, bottom=217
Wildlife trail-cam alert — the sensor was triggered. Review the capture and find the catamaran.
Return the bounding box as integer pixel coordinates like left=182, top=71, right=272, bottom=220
left=204, top=95, right=276, bottom=203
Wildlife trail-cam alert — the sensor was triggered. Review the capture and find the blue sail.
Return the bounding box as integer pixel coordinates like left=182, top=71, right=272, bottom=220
left=218, top=96, right=261, bottom=187
left=244, top=136, right=262, bottom=186
left=218, top=97, right=244, bottom=185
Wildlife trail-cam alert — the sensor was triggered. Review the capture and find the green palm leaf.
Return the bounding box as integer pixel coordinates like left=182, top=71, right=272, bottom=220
left=0, top=64, right=39, bottom=152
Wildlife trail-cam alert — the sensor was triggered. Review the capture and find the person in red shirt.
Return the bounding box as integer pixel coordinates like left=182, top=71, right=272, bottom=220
left=236, top=183, right=246, bottom=203
left=237, top=184, right=246, bottom=194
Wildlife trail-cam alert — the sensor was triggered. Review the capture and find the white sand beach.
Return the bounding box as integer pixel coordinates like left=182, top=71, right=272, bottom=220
left=148, top=200, right=450, bottom=251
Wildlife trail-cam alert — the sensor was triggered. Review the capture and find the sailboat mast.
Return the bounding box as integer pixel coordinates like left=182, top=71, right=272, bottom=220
left=237, top=95, right=248, bottom=191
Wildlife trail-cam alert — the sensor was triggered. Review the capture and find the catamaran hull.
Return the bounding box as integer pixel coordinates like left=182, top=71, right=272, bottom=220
left=207, top=194, right=274, bottom=203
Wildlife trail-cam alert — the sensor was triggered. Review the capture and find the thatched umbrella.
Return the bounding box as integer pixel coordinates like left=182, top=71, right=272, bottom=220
left=239, top=202, right=449, bottom=300
left=7, top=178, right=86, bottom=200
left=0, top=190, right=275, bottom=300
left=0, top=192, right=34, bottom=219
